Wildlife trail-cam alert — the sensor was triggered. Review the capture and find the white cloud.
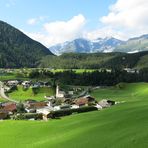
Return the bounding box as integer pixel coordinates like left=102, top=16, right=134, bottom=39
left=25, top=14, right=86, bottom=47
left=100, top=0, right=148, bottom=38
left=84, top=27, right=127, bottom=41
left=27, top=16, right=48, bottom=25
left=27, top=18, right=37, bottom=25
left=25, top=0, right=148, bottom=47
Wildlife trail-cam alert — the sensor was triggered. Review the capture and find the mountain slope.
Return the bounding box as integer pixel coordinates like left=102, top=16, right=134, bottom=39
left=49, top=37, right=124, bottom=55
left=40, top=51, right=148, bottom=69
left=114, top=34, right=148, bottom=53
left=0, top=20, right=53, bottom=68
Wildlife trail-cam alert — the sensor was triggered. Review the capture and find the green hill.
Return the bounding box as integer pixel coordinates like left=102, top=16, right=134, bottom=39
left=0, top=20, right=53, bottom=68
left=40, top=51, right=148, bottom=69
left=0, top=83, right=148, bottom=148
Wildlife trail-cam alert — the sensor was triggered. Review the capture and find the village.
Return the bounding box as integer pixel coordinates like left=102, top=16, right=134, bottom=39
left=0, top=80, right=117, bottom=121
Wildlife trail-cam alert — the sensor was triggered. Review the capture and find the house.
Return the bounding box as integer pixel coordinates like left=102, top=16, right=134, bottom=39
left=36, top=106, right=53, bottom=115
left=22, top=81, right=31, bottom=88
left=25, top=108, right=36, bottom=113
left=36, top=107, right=53, bottom=121
left=54, top=106, right=60, bottom=111
left=124, top=68, right=139, bottom=74
left=2, top=102, right=17, bottom=113
left=68, top=91, right=74, bottom=95
left=74, top=96, right=96, bottom=107
left=53, top=104, right=71, bottom=111
left=31, top=83, right=40, bottom=88
left=7, top=80, right=19, bottom=86
left=95, top=104, right=102, bottom=110
left=71, top=104, right=79, bottom=109
left=98, top=99, right=115, bottom=108
left=24, top=101, right=47, bottom=109
left=56, top=85, right=65, bottom=98
left=74, top=98, right=89, bottom=107
left=0, top=110, right=8, bottom=119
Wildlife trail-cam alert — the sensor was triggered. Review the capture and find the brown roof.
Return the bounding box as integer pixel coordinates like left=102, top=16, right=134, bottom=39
left=3, top=103, right=17, bottom=112
left=28, top=102, right=47, bottom=109
left=74, top=98, right=88, bottom=106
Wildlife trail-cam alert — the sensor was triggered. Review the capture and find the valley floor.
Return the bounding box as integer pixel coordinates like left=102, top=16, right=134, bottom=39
left=0, top=83, right=148, bottom=148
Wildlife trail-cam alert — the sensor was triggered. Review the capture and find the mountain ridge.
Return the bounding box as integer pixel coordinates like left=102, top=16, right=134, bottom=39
left=49, top=34, right=148, bottom=55
left=0, top=20, right=53, bottom=68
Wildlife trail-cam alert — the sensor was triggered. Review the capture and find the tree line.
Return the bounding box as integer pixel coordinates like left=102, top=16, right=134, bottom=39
left=29, top=68, right=148, bottom=86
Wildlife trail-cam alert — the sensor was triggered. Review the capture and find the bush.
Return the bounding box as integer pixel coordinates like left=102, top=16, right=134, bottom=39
left=12, top=113, right=42, bottom=120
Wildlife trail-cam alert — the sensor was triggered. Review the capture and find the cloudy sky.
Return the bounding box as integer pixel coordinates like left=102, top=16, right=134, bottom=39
left=0, top=0, right=148, bottom=47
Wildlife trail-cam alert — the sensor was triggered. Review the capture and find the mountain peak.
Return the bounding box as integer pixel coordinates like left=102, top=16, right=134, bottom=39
left=49, top=37, right=123, bottom=55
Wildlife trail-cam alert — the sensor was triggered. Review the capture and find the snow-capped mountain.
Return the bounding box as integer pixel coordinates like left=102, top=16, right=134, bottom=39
left=49, top=37, right=124, bottom=55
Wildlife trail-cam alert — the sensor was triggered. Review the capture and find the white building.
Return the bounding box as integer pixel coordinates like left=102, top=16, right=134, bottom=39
left=56, top=85, right=65, bottom=98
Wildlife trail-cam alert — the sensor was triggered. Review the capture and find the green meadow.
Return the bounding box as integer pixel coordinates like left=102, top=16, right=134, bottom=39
left=0, top=83, right=148, bottom=147
left=8, top=86, right=55, bottom=101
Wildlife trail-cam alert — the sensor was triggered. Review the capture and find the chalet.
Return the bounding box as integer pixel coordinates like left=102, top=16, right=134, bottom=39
left=74, top=96, right=96, bottom=107
left=98, top=99, right=115, bottom=108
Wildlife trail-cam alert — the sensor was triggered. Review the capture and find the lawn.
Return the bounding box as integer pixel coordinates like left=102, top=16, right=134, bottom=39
left=8, top=86, right=55, bottom=101
left=0, top=83, right=148, bottom=148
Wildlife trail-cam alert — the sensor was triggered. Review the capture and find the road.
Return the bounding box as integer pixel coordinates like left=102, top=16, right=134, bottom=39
left=0, top=81, right=18, bottom=103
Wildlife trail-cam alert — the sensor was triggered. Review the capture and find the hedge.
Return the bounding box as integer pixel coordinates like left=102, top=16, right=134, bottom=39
left=49, top=106, right=97, bottom=118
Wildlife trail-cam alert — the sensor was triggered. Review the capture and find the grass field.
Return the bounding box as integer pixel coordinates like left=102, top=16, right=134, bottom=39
left=0, top=83, right=148, bottom=148
left=8, top=86, right=55, bottom=101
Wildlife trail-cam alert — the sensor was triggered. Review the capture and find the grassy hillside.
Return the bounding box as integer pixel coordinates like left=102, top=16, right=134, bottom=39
left=0, top=83, right=148, bottom=148
left=8, top=86, right=55, bottom=101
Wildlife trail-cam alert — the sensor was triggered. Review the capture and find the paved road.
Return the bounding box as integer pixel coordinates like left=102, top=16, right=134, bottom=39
left=0, top=81, right=18, bottom=103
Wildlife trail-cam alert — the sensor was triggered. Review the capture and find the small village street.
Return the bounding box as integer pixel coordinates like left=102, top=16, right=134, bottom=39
left=0, top=81, right=18, bottom=103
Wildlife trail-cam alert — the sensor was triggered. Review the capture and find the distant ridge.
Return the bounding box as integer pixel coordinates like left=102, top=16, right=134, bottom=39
left=49, top=34, right=148, bottom=55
